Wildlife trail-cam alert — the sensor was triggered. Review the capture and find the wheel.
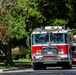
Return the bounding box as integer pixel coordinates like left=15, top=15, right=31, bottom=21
left=33, top=64, right=41, bottom=70
left=62, top=62, right=72, bottom=69
left=67, top=62, right=72, bottom=69
left=33, top=64, right=37, bottom=70
left=42, top=65, right=46, bottom=70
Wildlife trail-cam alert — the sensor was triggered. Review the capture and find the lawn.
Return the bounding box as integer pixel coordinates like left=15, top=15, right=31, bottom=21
left=13, top=58, right=31, bottom=62
left=0, top=58, right=31, bottom=69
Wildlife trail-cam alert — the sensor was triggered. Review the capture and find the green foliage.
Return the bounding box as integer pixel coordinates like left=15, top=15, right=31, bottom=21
left=0, top=0, right=76, bottom=48
left=19, top=46, right=31, bottom=59
left=26, top=54, right=30, bottom=59
left=51, top=19, right=68, bottom=26
left=6, top=15, right=27, bottom=40
left=12, top=50, right=19, bottom=54
left=72, top=28, right=76, bottom=35
left=12, top=54, right=20, bottom=60
left=12, top=50, right=20, bottom=60
left=19, top=46, right=27, bottom=54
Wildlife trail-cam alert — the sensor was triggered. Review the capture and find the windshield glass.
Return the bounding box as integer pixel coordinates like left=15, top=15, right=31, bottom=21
left=50, top=33, right=67, bottom=44
left=32, top=34, right=49, bottom=44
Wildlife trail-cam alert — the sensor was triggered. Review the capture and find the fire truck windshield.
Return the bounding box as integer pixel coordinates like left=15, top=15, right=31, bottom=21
left=32, top=34, right=49, bottom=44
left=50, top=33, right=67, bottom=44
left=32, top=33, right=67, bottom=45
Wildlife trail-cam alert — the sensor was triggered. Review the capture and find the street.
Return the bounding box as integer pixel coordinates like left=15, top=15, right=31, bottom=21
left=0, top=65, right=76, bottom=75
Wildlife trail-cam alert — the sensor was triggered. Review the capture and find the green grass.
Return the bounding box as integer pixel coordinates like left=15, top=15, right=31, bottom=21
left=13, top=58, right=31, bottom=62
left=12, top=50, right=19, bottom=54
left=0, top=59, right=31, bottom=69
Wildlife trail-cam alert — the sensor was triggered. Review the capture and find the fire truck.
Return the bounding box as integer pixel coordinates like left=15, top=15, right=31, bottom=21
left=72, top=35, right=76, bottom=63
left=30, top=26, right=73, bottom=70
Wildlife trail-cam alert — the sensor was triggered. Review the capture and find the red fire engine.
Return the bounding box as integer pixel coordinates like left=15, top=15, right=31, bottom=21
left=31, top=26, right=73, bottom=70
left=72, top=35, right=76, bottom=63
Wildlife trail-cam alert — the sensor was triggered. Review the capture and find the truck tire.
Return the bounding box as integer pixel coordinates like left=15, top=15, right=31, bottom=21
left=42, top=65, right=46, bottom=70
left=33, top=64, right=41, bottom=70
left=62, top=62, right=72, bottom=69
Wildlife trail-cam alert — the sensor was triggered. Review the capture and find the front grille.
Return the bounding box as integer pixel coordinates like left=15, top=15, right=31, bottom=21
left=42, top=47, right=58, bottom=56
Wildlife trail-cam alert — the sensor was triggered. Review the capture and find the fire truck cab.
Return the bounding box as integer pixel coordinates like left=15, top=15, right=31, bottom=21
left=31, top=26, right=73, bottom=70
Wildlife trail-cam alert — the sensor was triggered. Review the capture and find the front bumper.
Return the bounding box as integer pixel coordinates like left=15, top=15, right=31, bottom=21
left=32, top=55, right=71, bottom=65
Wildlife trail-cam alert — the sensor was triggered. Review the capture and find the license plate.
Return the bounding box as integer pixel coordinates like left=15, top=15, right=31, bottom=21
left=45, top=58, right=56, bottom=61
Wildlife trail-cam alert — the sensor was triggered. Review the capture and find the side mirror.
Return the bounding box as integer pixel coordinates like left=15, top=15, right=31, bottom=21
left=27, top=35, right=31, bottom=47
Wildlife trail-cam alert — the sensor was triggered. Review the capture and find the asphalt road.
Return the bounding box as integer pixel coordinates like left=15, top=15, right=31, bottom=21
left=0, top=65, right=76, bottom=75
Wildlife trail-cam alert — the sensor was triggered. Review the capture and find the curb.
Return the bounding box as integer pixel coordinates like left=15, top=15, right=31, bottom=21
left=0, top=67, right=20, bottom=72
left=0, top=66, right=32, bottom=72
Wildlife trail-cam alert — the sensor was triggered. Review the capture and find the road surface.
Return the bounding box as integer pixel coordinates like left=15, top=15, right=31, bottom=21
left=0, top=65, right=76, bottom=75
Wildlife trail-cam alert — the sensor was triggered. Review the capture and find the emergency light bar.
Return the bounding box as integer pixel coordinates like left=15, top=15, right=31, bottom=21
left=66, top=27, right=71, bottom=32
left=33, top=27, right=46, bottom=32
left=45, top=26, right=65, bottom=30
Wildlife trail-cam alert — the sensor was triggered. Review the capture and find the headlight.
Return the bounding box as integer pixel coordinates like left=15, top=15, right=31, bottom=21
left=36, top=52, right=41, bottom=55
left=36, top=50, right=41, bottom=55
left=58, top=50, right=64, bottom=55
left=35, top=56, right=43, bottom=61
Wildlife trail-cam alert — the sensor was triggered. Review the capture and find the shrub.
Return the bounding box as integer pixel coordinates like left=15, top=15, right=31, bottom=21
left=12, top=47, right=31, bottom=59
left=12, top=50, right=20, bottom=60
left=12, top=54, right=20, bottom=60
left=19, top=46, right=31, bottom=59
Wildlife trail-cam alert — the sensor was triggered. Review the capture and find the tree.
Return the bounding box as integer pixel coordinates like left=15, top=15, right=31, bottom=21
left=0, top=0, right=13, bottom=65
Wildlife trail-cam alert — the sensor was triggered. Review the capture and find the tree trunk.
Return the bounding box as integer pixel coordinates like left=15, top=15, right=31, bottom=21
left=0, top=40, right=13, bottom=65
left=4, top=43, right=13, bottom=65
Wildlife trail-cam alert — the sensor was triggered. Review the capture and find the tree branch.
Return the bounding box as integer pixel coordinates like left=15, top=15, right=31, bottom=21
left=0, top=0, right=13, bottom=9
left=3, top=2, right=13, bottom=6
left=0, top=0, right=3, bottom=9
